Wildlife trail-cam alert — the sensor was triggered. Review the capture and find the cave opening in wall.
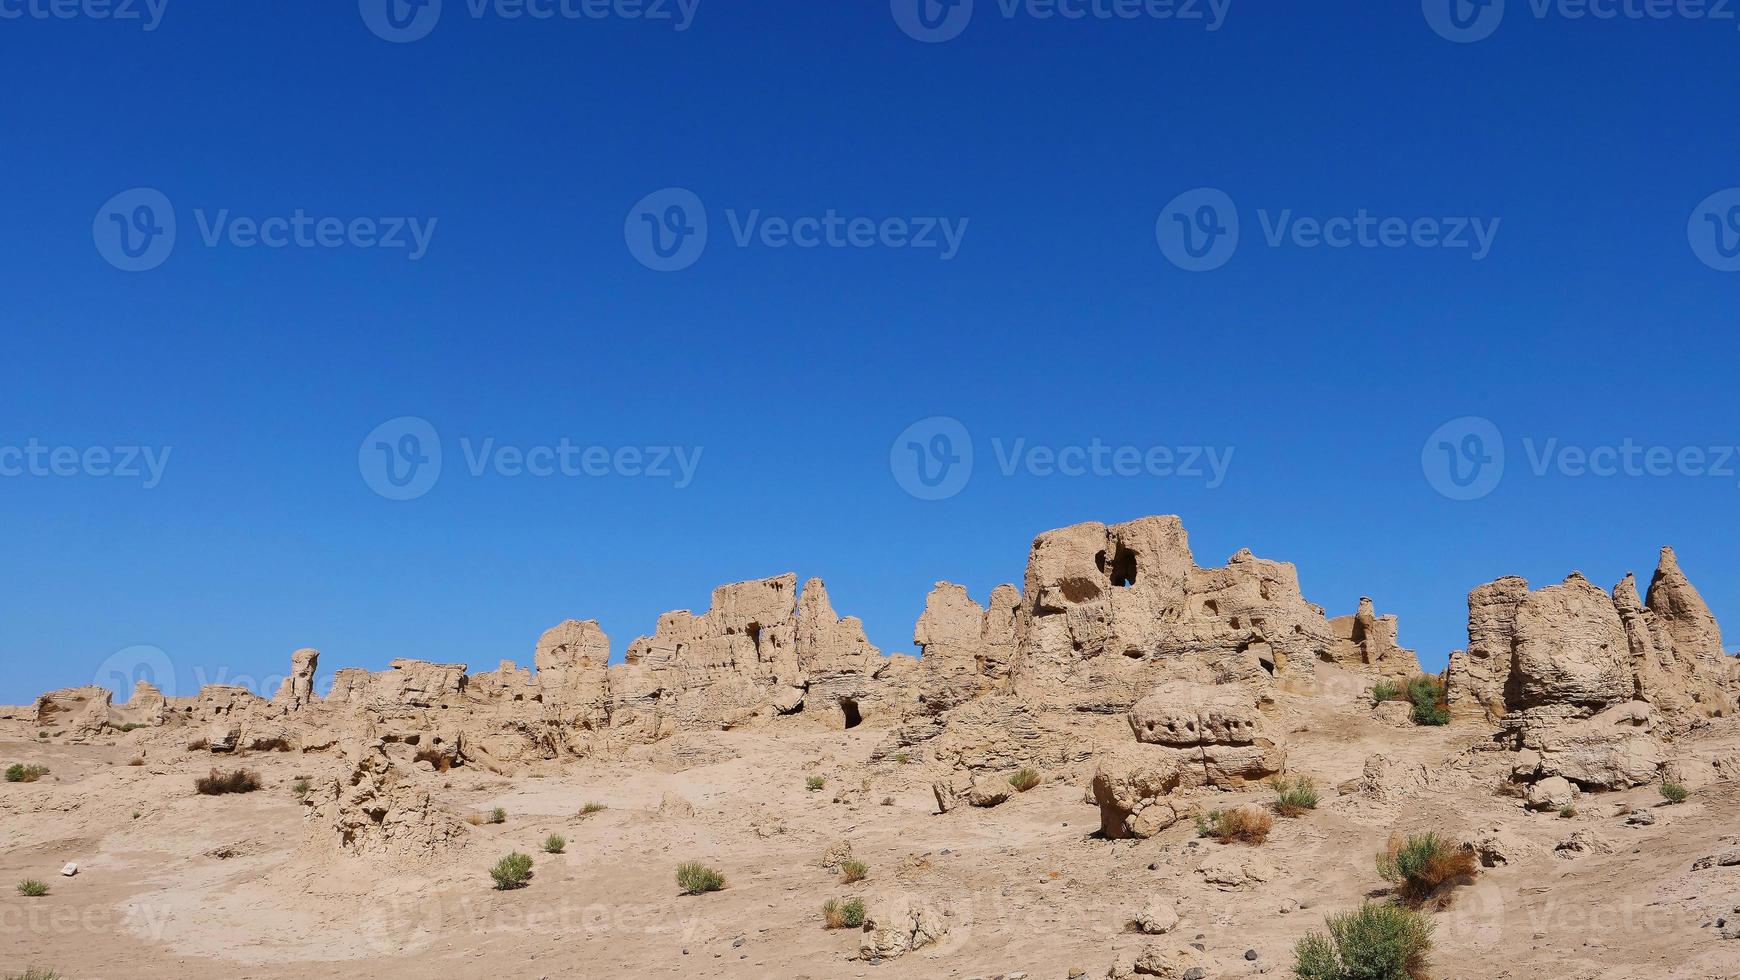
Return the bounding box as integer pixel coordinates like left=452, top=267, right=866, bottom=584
left=839, top=697, right=862, bottom=729
left=1097, top=545, right=1139, bottom=588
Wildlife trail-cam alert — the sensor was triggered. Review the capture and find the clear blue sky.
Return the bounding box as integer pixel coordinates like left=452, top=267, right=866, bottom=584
left=4, top=1, right=1738, bottom=704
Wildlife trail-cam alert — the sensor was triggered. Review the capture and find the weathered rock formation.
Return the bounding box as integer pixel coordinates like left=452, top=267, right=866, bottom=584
left=1092, top=681, right=1285, bottom=839
left=1444, top=548, right=1734, bottom=793
left=1326, top=597, right=1423, bottom=679
left=301, top=743, right=469, bottom=864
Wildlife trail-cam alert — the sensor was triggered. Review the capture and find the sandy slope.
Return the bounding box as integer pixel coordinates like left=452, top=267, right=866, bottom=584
left=3, top=676, right=1738, bottom=979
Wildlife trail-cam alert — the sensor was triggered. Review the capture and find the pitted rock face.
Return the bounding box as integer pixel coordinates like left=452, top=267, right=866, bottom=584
left=1013, top=516, right=1335, bottom=709
left=1129, top=681, right=1261, bottom=747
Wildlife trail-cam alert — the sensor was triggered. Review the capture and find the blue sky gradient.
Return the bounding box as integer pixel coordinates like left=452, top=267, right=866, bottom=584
left=3, top=0, right=1738, bottom=702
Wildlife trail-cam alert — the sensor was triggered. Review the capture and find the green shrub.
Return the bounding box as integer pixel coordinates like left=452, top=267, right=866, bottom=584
left=579, top=802, right=607, bottom=815
left=676, top=862, right=726, bottom=895
left=543, top=834, right=567, bottom=855
left=840, top=859, right=868, bottom=884
left=823, top=897, right=867, bottom=929
left=1293, top=901, right=1434, bottom=980
left=1369, top=679, right=1404, bottom=705
left=488, top=807, right=507, bottom=824
left=8, top=969, right=62, bottom=980
left=1660, top=783, right=1690, bottom=804
left=109, top=722, right=146, bottom=733
left=5, top=764, right=49, bottom=783
left=1405, top=676, right=1449, bottom=726
left=806, top=776, right=826, bottom=792
left=1009, top=767, right=1041, bottom=792
left=16, top=879, right=50, bottom=898
left=893, top=752, right=912, bottom=765
left=1376, top=833, right=1477, bottom=906
left=490, top=852, right=533, bottom=890
left=1558, top=804, right=1576, bottom=819
left=1272, top=775, right=1321, bottom=817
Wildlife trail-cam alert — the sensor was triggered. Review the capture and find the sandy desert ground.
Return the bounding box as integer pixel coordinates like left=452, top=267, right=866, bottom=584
left=5, top=663, right=1739, bottom=980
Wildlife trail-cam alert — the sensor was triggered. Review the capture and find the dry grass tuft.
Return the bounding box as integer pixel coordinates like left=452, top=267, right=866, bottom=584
left=1377, top=833, right=1478, bottom=906
left=194, top=769, right=260, bottom=796
left=1195, top=806, right=1273, bottom=845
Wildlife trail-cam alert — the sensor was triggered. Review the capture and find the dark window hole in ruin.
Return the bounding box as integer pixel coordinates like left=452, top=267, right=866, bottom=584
left=840, top=697, right=862, bottom=729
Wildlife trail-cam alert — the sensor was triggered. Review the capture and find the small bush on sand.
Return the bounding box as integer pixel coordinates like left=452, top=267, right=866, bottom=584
left=465, top=813, right=486, bottom=826
left=822, top=897, right=867, bottom=929
left=5, top=764, right=49, bottom=783
left=1377, top=833, right=1477, bottom=906
left=185, top=738, right=208, bottom=751
left=1370, top=679, right=1405, bottom=705
left=840, top=859, right=868, bottom=884
left=806, top=776, right=826, bottom=792
left=893, top=752, right=912, bottom=764
left=16, top=879, right=50, bottom=898
left=1195, top=806, right=1273, bottom=845
left=292, top=777, right=312, bottom=799
left=1660, top=783, right=1690, bottom=804
left=579, top=802, right=607, bottom=815
left=110, top=722, right=145, bottom=733
left=1293, top=901, right=1434, bottom=980
left=488, top=807, right=507, bottom=825
left=1405, top=676, right=1449, bottom=726
left=490, top=852, right=533, bottom=890
left=1558, top=804, right=1576, bottom=819
left=543, top=834, right=566, bottom=855
left=1272, top=775, right=1320, bottom=817
left=194, top=769, right=259, bottom=796
left=676, top=862, right=726, bottom=895
left=127, top=757, right=146, bottom=767
left=9, top=968, right=63, bottom=979
left=1009, top=768, right=1041, bottom=792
